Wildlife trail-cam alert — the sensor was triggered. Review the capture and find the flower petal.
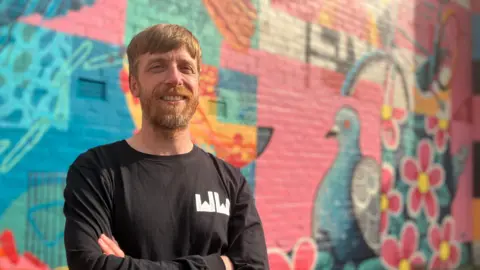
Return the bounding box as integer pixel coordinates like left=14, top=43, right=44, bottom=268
left=388, top=191, right=402, bottom=214
left=425, top=116, right=439, bottom=133
left=381, top=238, right=400, bottom=267
left=381, top=120, right=399, bottom=150
left=393, top=107, right=407, bottom=122
left=429, top=254, right=442, bottom=270
left=410, top=252, right=426, bottom=268
left=408, top=188, right=422, bottom=216
left=418, top=140, right=432, bottom=172
left=428, top=224, right=442, bottom=251
left=382, top=165, right=394, bottom=192
left=443, top=217, right=455, bottom=242
left=449, top=244, right=461, bottom=267
left=435, top=130, right=447, bottom=152
left=401, top=223, right=418, bottom=258
left=428, top=165, right=445, bottom=188
left=292, top=238, right=317, bottom=270
left=267, top=250, right=291, bottom=270
left=425, top=191, right=439, bottom=220
left=401, top=158, right=419, bottom=183
left=381, top=212, right=388, bottom=234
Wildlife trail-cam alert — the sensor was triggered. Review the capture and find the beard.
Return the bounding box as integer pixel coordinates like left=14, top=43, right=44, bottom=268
left=139, top=84, right=199, bottom=130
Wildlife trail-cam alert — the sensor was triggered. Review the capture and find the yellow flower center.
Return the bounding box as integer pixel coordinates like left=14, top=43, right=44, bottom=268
left=382, top=105, right=393, bottom=120
left=381, top=194, right=389, bottom=212
left=418, top=172, right=430, bottom=194
left=399, top=259, right=411, bottom=270
left=439, top=241, right=450, bottom=261
left=438, top=119, right=449, bottom=131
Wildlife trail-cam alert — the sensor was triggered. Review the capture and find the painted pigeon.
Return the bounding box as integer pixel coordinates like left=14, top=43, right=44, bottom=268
left=312, top=105, right=381, bottom=266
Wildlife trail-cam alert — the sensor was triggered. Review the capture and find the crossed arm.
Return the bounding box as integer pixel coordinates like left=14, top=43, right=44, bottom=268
left=63, top=162, right=269, bottom=270
left=97, top=234, right=234, bottom=269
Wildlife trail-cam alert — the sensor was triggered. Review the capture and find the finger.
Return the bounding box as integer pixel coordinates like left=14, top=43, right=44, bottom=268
left=98, top=238, right=114, bottom=255
left=101, top=234, right=125, bottom=257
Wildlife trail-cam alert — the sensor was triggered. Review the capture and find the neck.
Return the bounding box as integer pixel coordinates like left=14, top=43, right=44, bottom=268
left=127, top=122, right=194, bottom=156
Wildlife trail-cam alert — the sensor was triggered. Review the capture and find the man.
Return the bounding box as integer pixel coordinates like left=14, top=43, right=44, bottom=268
left=63, top=24, right=269, bottom=270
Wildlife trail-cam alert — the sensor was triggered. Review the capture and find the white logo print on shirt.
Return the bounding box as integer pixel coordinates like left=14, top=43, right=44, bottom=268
left=195, top=191, right=230, bottom=216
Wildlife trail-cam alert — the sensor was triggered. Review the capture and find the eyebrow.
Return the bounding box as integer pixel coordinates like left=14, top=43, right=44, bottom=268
left=145, top=57, right=168, bottom=67
left=144, top=56, right=195, bottom=68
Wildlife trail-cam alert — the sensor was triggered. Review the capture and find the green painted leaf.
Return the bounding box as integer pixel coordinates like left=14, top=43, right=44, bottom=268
left=358, top=258, right=384, bottom=270
left=436, top=185, right=451, bottom=207
left=315, top=251, right=333, bottom=270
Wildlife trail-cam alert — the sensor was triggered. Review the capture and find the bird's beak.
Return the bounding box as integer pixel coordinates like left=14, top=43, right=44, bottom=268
left=325, top=125, right=339, bottom=138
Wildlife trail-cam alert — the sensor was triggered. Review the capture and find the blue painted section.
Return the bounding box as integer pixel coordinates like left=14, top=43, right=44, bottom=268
left=241, top=161, right=256, bottom=194
left=0, top=0, right=97, bottom=25
left=217, top=68, right=257, bottom=93
left=216, top=68, right=258, bottom=126
left=472, top=15, right=480, bottom=60
left=0, top=22, right=134, bottom=216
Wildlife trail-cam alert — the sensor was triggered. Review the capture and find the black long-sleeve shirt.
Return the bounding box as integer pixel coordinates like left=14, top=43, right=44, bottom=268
left=63, top=140, right=268, bottom=270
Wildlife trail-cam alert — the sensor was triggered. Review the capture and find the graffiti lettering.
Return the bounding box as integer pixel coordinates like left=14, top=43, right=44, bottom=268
left=305, top=23, right=372, bottom=75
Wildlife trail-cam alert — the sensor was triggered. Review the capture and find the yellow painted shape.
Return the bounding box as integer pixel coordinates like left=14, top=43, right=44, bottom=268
left=473, top=199, right=480, bottom=240
left=317, top=11, right=332, bottom=27
left=124, top=91, right=142, bottom=130
left=316, top=0, right=335, bottom=27
left=368, top=11, right=379, bottom=47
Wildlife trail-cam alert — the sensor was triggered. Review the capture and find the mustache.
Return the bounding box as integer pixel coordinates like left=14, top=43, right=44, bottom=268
left=154, top=85, right=192, bottom=98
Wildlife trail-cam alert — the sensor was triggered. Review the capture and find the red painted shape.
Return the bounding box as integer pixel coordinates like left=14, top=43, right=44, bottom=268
left=452, top=96, right=472, bottom=123
left=19, top=0, right=126, bottom=45
left=0, top=230, right=18, bottom=264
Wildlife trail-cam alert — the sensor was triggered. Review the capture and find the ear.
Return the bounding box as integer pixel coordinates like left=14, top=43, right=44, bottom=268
left=129, top=74, right=140, bottom=98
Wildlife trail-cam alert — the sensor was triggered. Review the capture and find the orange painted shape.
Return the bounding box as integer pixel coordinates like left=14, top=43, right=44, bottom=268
left=202, top=0, right=257, bottom=51
left=472, top=199, right=480, bottom=240
left=413, top=87, right=450, bottom=116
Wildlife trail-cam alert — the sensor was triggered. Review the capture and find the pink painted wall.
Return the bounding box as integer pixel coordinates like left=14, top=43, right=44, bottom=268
left=0, top=0, right=474, bottom=269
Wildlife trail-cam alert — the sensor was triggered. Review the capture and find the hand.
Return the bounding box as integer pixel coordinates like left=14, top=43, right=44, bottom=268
left=221, top=255, right=233, bottom=270
left=98, top=234, right=125, bottom=258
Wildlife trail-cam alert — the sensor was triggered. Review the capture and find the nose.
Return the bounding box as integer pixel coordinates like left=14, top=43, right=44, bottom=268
left=165, top=66, right=183, bottom=86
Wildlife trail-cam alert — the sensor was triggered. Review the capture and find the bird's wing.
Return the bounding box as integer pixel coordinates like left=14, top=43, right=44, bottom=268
left=350, top=156, right=381, bottom=255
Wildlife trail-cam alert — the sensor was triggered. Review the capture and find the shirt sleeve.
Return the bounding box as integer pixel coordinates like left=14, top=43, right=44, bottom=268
left=63, top=160, right=225, bottom=270
left=225, top=173, right=269, bottom=270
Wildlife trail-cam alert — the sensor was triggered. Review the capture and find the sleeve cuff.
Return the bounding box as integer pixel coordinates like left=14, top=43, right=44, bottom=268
left=204, top=254, right=225, bottom=270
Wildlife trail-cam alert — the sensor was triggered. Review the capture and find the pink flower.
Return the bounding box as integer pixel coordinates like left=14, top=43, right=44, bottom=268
left=381, top=222, right=426, bottom=270
left=380, top=163, right=402, bottom=234
left=268, top=238, right=317, bottom=270
left=425, top=103, right=450, bottom=153
left=400, top=139, right=444, bottom=221
left=381, top=105, right=407, bottom=150
left=428, top=217, right=461, bottom=269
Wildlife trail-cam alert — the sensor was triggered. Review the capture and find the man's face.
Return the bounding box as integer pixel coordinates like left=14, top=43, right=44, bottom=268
left=130, top=47, right=200, bottom=130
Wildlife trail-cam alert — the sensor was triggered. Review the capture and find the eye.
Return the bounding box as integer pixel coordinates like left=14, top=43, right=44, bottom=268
left=181, top=66, right=195, bottom=74
left=343, top=120, right=350, bottom=129
left=150, top=64, right=166, bottom=71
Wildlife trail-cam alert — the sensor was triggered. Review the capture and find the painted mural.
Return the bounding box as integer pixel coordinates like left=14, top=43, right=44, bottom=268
left=0, top=0, right=474, bottom=269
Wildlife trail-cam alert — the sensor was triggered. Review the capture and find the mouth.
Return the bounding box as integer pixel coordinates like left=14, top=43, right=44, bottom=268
left=159, top=95, right=188, bottom=103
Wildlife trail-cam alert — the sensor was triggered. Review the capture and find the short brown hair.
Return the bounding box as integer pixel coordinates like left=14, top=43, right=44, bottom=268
left=126, top=24, right=202, bottom=77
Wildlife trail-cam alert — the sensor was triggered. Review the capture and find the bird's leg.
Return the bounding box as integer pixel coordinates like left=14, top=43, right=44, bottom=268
left=314, top=229, right=333, bottom=252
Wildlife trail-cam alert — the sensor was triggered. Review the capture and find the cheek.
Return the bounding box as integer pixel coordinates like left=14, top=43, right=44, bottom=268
left=186, top=77, right=200, bottom=95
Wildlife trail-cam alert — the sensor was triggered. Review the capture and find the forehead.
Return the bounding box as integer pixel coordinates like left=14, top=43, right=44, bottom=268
left=139, top=47, right=196, bottom=66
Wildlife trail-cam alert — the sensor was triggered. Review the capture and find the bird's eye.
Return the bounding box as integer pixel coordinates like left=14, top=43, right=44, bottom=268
left=343, top=120, right=350, bottom=129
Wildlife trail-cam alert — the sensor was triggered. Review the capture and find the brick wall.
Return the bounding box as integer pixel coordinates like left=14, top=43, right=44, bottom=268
left=0, top=0, right=473, bottom=269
